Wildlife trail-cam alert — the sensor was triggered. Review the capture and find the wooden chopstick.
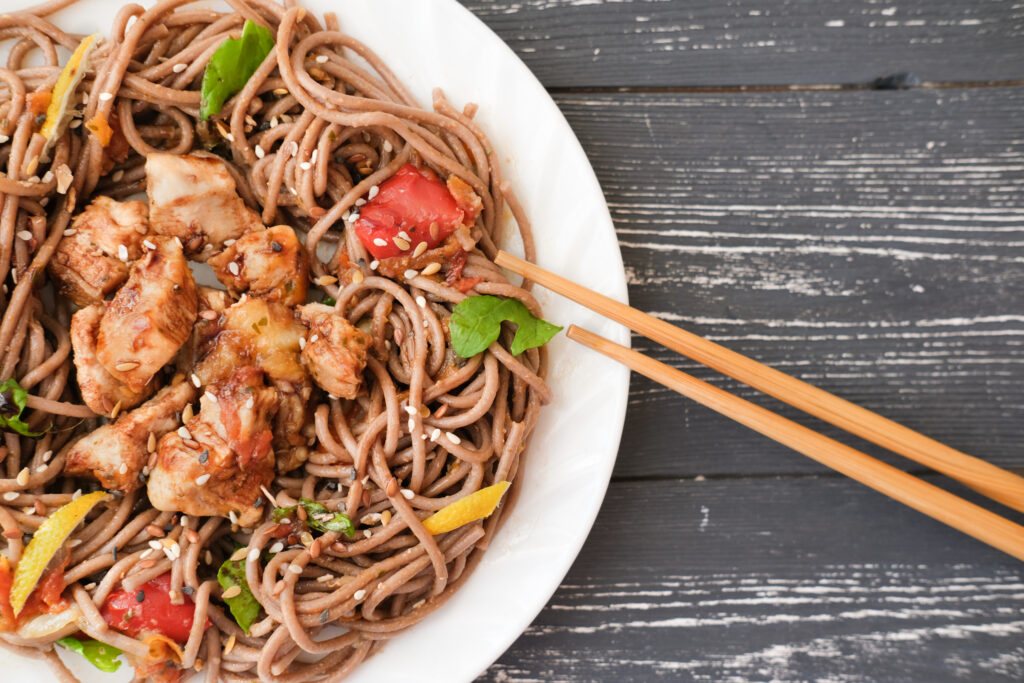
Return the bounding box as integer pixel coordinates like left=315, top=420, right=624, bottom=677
left=566, top=324, right=1024, bottom=563
left=495, top=250, right=1024, bottom=514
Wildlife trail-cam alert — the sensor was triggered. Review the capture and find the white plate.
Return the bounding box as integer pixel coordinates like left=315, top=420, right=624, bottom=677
left=3, top=1, right=630, bottom=681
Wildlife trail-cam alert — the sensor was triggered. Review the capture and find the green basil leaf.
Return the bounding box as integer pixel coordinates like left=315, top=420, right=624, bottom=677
left=449, top=295, right=562, bottom=358
left=57, top=637, right=123, bottom=673
left=0, top=378, right=42, bottom=437
left=299, top=497, right=354, bottom=537
left=217, top=557, right=260, bottom=633
left=200, top=20, right=275, bottom=120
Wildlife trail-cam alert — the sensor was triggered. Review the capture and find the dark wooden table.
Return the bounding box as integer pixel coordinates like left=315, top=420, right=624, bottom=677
left=458, top=2, right=1024, bottom=681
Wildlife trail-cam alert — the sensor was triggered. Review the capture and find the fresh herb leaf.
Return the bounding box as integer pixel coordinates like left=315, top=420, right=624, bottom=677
left=0, top=378, right=42, bottom=436
left=321, top=296, right=336, bottom=306
left=272, top=498, right=354, bottom=537
left=217, top=557, right=259, bottom=633
left=449, top=295, right=562, bottom=358
left=200, top=20, right=274, bottom=120
left=57, top=637, right=123, bottom=673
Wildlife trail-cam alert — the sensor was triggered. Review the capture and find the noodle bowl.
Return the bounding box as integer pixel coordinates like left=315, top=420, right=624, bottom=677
left=0, top=1, right=551, bottom=680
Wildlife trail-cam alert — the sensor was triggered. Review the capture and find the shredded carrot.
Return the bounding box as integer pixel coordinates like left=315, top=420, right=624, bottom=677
left=85, top=114, right=113, bottom=146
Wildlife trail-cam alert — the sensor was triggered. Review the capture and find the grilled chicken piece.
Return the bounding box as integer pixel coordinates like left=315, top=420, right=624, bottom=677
left=194, top=298, right=312, bottom=472
left=297, top=303, right=371, bottom=399
left=71, top=304, right=153, bottom=416
left=47, top=196, right=149, bottom=307
left=176, top=287, right=232, bottom=374
left=146, top=152, right=263, bottom=260
left=207, top=225, right=309, bottom=306
left=147, top=367, right=279, bottom=526
left=63, top=381, right=195, bottom=492
left=97, top=236, right=198, bottom=393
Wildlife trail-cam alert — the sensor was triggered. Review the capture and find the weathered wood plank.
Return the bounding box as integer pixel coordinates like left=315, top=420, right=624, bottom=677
left=459, top=0, right=1024, bottom=88
left=547, top=86, right=1024, bottom=478
left=482, top=477, right=1024, bottom=682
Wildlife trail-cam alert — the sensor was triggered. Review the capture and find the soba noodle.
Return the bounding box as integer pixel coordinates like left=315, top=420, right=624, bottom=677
left=0, top=1, right=549, bottom=680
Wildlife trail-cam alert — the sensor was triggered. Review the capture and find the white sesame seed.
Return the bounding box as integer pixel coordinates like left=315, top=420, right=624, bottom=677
left=227, top=261, right=240, bottom=276
left=404, top=269, right=418, bottom=280
left=369, top=260, right=379, bottom=270
left=177, top=426, right=191, bottom=440
left=382, top=140, right=393, bottom=153
left=191, top=374, right=201, bottom=388
left=347, top=212, right=359, bottom=223
left=16, top=230, right=31, bottom=241
left=42, top=171, right=54, bottom=183
left=430, top=428, right=441, bottom=442
left=35, top=465, right=46, bottom=473
left=407, top=418, right=415, bottom=432
left=117, top=244, right=129, bottom=261
left=354, top=198, right=366, bottom=207
left=148, top=540, right=163, bottom=551
left=287, top=140, right=299, bottom=156
left=269, top=542, right=284, bottom=554
left=317, top=574, right=333, bottom=583
left=254, top=145, right=265, bottom=159
left=224, top=239, right=236, bottom=247
left=373, top=238, right=387, bottom=246
left=72, top=489, right=82, bottom=500
left=298, top=337, right=306, bottom=350
left=245, top=396, right=254, bottom=410
left=143, top=239, right=156, bottom=250
left=118, top=462, right=128, bottom=475
left=0, top=135, right=9, bottom=144
left=289, top=563, right=304, bottom=574
left=2, top=492, right=18, bottom=501
left=98, top=92, right=113, bottom=101
left=224, top=132, right=235, bottom=142
left=404, top=405, right=417, bottom=416
left=315, top=54, right=328, bottom=64
left=368, top=184, right=380, bottom=200
left=247, top=548, right=260, bottom=563
left=62, top=229, right=76, bottom=236
left=400, top=489, right=414, bottom=500
left=222, top=585, right=242, bottom=599
left=354, top=589, right=367, bottom=600
left=363, top=529, right=373, bottom=538
left=445, top=432, right=462, bottom=445
left=309, top=334, right=318, bottom=343
left=300, top=161, right=311, bottom=171
left=195, top=473, right=211, bottom=486
left=16, top=468, right=29, bottom=486
left=311, top=149, right=318, bottom=164
left=229, top=510, right=238, bottom=525
left=415, top=295, right=426, bottom=308
left=398, top=231, right=411, bottom=242
left=140, top=548, right=153, bottom=559
left=172, top=63, right=187, bottom=73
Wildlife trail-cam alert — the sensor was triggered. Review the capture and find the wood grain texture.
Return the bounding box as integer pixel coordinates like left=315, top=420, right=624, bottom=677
left=482, top=477, right=1024, bottom=682
left=548, top=86, right=1024, bottom=480
left=459, top=0, right=1024, bottom=88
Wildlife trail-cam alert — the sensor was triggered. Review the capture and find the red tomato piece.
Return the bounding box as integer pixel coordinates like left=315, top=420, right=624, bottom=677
left=354, top=164, right=468, bottom=259
left=101, top=573, right=206, bottom=643
left=0, top=557, right=14, bottom=632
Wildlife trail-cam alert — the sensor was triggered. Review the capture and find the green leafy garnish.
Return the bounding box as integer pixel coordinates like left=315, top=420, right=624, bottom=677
left=273, top=498, right=354, bottom=537
left=57, top=637, right=123, bottom=673
left=321, top=296, right=336, bottom=306
left=0, top=378, right=42, bottom=436
left=449, top=295, right=562, bottom=358
left=217, top=557, right=259, bottom=633
left=200, top=20, right=275, bottom=120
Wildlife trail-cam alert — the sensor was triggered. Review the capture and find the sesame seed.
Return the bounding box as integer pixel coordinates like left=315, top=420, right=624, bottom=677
left=224, top=633, right=237, bottom=655
left=177, top=426, right=191, bottom=440
left=16, top=468, right=29, bottom=486
left=446, top=432, right=462, bottom=445
left=34, top=465, right=46, bottom=473
left=147, top=433, right=156, bottom=452
left=393, top=237, right=411, bottom=251
left=181, top=404, right=194, bottom=423
left=269, top=541, right=284, bottom=554
left=407, top=418, right=415, bottom=432
left=114, top=360, right=139, bottom=372
left=117, top=244, right=128, bottom=261
left=415, top=295, right=426, bottom=308
left=311, top=149, right=318, bottom=164
left=143, top=239, right=156, bottom=250
left=0, top=135, right=8, bottom=144
left=224, top=239, right=236, bottom=247
left=229, top=510, right=238, bottom=525
left=401, top=489, right=414, bottom=500
left=191, top=374, right=201, bottom=388
left=288, top=563, right=303, bottom=575
left=430, top=428, right=440, bottom=442
left=2, top=492, right=18, bottom=501
left=309, top=334, right=319, bottom=343
left=229, top=547, right=247, bottom=562
left=73, top=489, right=82, bottom=500
left=363, top=529, right=373, bottom=538
left=148, top=540, right=163, bottom=551
left=63, top=229, right=76, bottom=236
left=347, top=212, right=359, bottom=223
left=172, top=63, right=187, bottom=73
left=373, top=238, right=387, bottom=247
left=16, top=230, right=31, bottom=241
left=98, top=92, right=113, bottom=101
left=118, top=462, right=128, bottom=475
left=354, top=198, right=366, bottom=207
left=300, top=161, right=311, bottom=171
left=198, top=450, right=208, bottom=464
left=315, top=54, right=328, bottom=64
left=248, top=548, right=260, bottom=563
left=353, top=589, right=367, bottom=600
left=135, top=589, right=145, bottom=602
left=84, top=582, right=97, bottom=591
left=352, top=270, right=364, bottom=284
left=413, top=241, right=428, bottom=258
left=112, top=169, right=125, bottom=183
left=403, top=269, right=418, bottom=279
left=227, top=261, right=240, bottom=276
left=383, top=140, right=393, bottom=153
left=222, top=585, right=242, bottom=599
left=368, top=185, right=380, bottom=200
left=195, top=473, right=211, bottom=486
left=254, top=145, right=265, bottom=159
left=404, top=405, right=418, bottom=416
left=245, top=396, right=254, bottom=410
left=298, top=337, right=306, bottom=350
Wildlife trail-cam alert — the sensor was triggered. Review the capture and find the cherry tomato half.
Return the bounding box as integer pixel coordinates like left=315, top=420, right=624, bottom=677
left=101, top=572, right=206, bottom=643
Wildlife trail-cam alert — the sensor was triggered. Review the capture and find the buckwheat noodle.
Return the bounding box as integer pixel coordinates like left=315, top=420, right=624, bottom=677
left=0, top=1, right=549, bottom=680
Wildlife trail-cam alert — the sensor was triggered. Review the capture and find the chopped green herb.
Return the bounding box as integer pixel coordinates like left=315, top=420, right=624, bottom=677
left=449, top=295, right=562, bottom=358
left=200, top=20, right=275, bottom=120
left=321, top=296, right=336, bottom=306
left=57, top=637, right=123, bottom=673
left=273, top=498, right=354, bottom=537
left=217, top=556, right=260, bottom=633
left=0, top=378, right=42, bottom=436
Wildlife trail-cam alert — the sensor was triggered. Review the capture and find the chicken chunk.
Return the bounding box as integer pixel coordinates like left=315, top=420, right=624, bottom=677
left=47, top=196, right=149, bottom=307
left=147, top=366, right=279, bottom=526
left=207, top=225, right=309, bottom=306
left=63, top=381, right=195, bottom=492
left=97, top=236, right=198, bottom=393
left=71, top=304, right=153, bottom=416
left=146, top=152, right=263, bottom=260
left=297, top=303, right=371, bottom=399
left=176, top=287, right=232, bottom=373
left=194, top=298, right=312, bottom=472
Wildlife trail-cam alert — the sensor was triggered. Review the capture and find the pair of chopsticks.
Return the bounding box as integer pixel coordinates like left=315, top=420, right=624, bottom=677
left=494, top=251, right=1024, bottom=563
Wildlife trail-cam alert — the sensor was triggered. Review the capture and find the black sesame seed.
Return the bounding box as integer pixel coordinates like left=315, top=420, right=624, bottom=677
left=181, top=586, right=195, bottom=595
left=254, top=497, right=263, bottom=508
left=199, top=450, right=209, bottom=464
left=135, top=589, right=145, bottom=602
left=111, top=547, right=118, bottom=561
left=319, top=609, right=329, bottom=624
left=357, top=258, right=366, bottom=268
left=350, top=467, right=357, bottom=481
left=271, top=241, right=283, bottom=252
